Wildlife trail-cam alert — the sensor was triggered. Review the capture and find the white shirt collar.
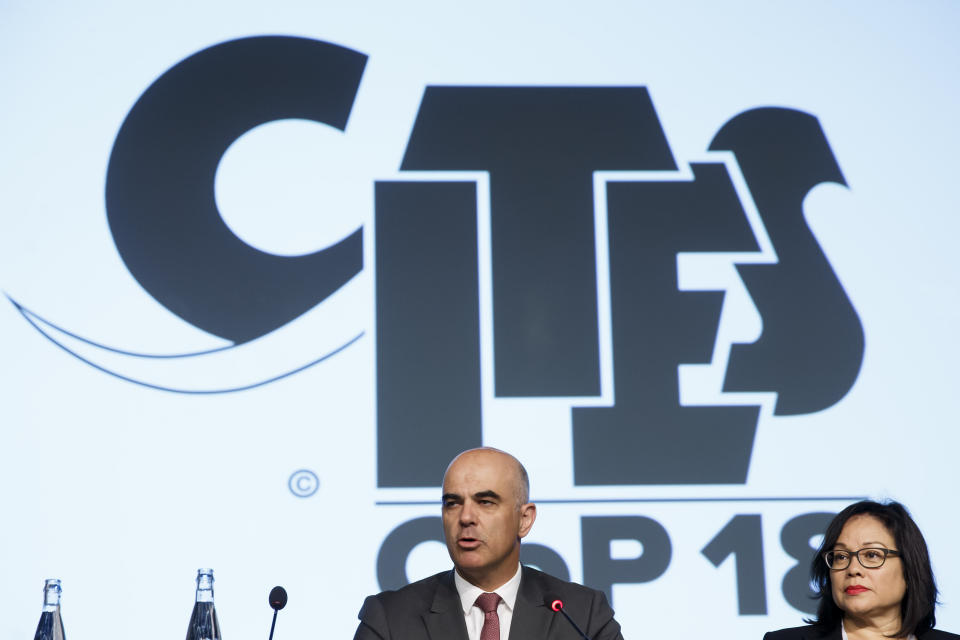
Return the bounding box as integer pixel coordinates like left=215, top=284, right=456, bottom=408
left=454, top=563, right=523, bottom=615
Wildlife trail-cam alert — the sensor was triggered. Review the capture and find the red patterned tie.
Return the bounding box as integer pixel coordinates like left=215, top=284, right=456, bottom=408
left=474, top=592, right=502, bottom=640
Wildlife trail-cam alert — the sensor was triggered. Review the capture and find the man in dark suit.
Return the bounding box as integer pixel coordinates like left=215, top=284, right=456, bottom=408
left=353, top=447, right=624, bottom=640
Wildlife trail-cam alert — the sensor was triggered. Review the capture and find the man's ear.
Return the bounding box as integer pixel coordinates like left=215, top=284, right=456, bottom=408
left=518, top=502, right=537, bottom=539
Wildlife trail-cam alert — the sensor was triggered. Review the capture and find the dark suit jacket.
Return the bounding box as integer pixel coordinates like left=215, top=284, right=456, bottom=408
left=764, top=624, right=960, bottom=640
left=354, top=565, right=624, bottom=640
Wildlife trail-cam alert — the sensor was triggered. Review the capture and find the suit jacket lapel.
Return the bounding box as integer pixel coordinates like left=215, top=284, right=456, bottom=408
left=423, top=571, right=470, bottom=640
left=508, top=566, right=555, bottom=640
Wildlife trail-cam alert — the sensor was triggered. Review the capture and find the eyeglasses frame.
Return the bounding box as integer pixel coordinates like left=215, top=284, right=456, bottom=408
left=823, top=546, right=900, bottom=570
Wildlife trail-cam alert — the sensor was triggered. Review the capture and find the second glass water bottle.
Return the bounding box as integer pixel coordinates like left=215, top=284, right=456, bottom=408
left=185, top=568, right=221, bottom=640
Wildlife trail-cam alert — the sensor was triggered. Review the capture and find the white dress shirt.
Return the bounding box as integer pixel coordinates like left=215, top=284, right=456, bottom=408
left=454, top=564, right=523, bottom=640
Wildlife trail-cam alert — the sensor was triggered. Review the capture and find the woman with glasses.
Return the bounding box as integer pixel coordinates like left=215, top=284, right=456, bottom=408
left=764, top=500, right=958, bottom=640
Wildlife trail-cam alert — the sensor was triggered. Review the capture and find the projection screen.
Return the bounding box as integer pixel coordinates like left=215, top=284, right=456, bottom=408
left=2, top=2, right=959, bottom=638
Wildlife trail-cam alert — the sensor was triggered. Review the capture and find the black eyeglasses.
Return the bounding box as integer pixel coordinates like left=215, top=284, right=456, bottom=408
left=823, top=547, right=900, bottom=570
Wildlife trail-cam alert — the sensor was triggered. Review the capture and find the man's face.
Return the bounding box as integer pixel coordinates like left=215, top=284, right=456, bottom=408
left=441, top=449, right=536, bottom=591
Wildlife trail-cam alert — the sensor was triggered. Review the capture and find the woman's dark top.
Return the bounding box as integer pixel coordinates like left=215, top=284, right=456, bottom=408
left=764, top=625, right=960, bottom=640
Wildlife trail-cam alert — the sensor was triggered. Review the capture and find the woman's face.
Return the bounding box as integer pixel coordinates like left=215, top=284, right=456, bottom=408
left=829, top=514, right=907, bottom=626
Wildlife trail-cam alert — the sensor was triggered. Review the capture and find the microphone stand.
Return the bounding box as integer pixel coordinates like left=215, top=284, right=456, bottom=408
left=268, top=609, right=279, bottom=640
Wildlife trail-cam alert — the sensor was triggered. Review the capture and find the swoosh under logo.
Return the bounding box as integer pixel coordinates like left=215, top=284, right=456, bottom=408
left=7, top=294, right=364, bottom=394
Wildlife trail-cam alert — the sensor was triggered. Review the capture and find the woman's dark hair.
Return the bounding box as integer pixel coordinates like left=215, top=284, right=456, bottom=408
left=806, top=500, right=938, bottom=637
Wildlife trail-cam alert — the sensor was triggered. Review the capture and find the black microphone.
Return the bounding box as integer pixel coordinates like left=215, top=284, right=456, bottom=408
left=544, top=594, right=590, bottom=640
left=267, top=586, right=287, bottom=640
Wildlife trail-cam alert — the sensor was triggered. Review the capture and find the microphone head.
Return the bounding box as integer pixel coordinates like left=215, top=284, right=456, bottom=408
left=269, top=586, right=288, bottom=610
left=544, top=594, right=564, bottom=612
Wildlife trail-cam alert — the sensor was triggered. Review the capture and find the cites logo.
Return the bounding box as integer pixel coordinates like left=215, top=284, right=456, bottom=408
left=10, top=36, right=864, bottom=489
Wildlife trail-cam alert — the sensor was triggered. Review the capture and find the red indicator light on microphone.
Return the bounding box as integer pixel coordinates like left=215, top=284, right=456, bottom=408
left=549, top=598, right=563, bottom=612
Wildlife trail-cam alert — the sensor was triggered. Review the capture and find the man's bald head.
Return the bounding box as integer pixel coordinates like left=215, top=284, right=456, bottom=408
left=443, top=447, right=530, bottom=508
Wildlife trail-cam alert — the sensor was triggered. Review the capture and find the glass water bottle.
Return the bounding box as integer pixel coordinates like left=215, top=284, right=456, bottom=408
left=185, top=569, right=221, bottom=640
left=33, top=578, right=66, bottom=640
